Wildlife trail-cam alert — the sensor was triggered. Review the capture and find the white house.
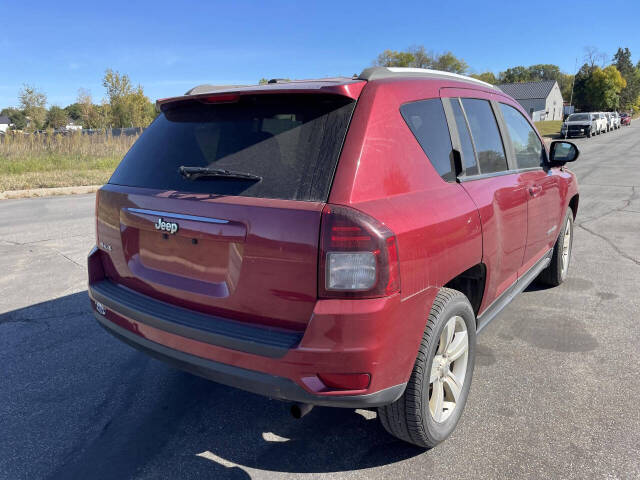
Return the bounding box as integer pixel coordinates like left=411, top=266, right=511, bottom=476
left=497, top=80, right=564, bottom=121
left=0, top=114, right=10, bottom=133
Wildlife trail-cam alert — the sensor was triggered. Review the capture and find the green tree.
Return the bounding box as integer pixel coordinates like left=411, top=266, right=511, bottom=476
left=373, top=46, right=468, bottom=74
left=46, top=106, right=69, bottom=129
left=583, top=66, right=626, bottom=110
left=102, top=69, right=155, bottom=127
left=499, top=66, right=530, bottom=83
left=64, top=103, right=83, bottom=122
left=527, top=64, right=562, bottom=81
left=18, top=84, right=47, bottom=130
left=0, top=107, right=27, bottom=130
left=407, top=45, right=433, bottom=68
left=375, top=49, right=415, bottom=67
left=613, top=47, right=640, bottom=110
left=470, top=72, right=497, bottom=84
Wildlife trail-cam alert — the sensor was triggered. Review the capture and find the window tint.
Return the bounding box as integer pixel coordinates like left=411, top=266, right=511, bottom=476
left=400, top=99, right=454, bottom=181
left=499, top=103, right=544, bottom=169
left=450, top=98, right=479, bottom=176
left=109, top=94, right=355, bottom=201
left=460, top=98, right=507, bottom=174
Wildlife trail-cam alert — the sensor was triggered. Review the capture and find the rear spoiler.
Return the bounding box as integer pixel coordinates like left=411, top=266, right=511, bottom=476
left=156, top=80, right=366, bottom=111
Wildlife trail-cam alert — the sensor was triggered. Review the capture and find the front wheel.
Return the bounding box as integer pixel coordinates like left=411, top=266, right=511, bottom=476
left=538, top=210, right=573, bottom=286
left=378, top=288, right=476, bottom=448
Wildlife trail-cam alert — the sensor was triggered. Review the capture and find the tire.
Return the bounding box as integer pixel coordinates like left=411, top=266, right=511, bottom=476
left=378, top=288, right=476, bottom=448
left=538, top=210, right=573, bottom=287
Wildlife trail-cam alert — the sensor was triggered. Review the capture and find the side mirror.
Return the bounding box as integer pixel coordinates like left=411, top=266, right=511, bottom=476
left=549, top=141, right=579, bottom=164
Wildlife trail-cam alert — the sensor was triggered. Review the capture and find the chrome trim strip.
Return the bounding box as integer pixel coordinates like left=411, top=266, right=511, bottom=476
left=125, top=207, right=229, bottom=224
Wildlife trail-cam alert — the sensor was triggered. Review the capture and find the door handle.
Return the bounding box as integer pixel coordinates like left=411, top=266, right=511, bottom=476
left=528, top=185, right=542, bottom=197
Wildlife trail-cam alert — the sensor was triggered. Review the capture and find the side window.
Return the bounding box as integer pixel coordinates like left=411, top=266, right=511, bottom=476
left=499, top=103, right=544, bottom=169
left=460, top=98, right=508, bottom=174
left=400, top=99, right=454, bottom=181
left=450, top=98, right=479, bottom=176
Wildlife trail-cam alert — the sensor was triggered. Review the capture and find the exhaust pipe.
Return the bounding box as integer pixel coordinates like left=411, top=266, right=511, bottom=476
left=290, top=403, right=314, bottom=419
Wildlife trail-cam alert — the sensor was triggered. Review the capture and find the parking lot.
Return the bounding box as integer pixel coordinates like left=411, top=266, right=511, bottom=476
left=1, top=123, right=639, bottom=479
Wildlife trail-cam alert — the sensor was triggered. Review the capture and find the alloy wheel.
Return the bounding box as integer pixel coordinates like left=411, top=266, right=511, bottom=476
left=429, top=316, right=469, bottom=423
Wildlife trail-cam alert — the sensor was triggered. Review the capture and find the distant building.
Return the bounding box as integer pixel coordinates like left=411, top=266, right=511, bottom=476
left=0, top=114, right=10, bottom=133
left=497, top=80, right=564, bottom=121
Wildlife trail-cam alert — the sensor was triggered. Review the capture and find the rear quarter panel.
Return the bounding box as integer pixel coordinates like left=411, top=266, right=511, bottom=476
left=329, top=78, right=483, bottom=379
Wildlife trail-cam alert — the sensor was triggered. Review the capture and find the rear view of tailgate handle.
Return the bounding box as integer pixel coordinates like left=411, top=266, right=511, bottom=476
left=121, top=207, right=247, bottom=242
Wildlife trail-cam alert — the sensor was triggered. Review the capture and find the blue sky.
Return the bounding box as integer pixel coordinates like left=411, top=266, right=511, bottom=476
left=1, top=0, right=639, bottom=108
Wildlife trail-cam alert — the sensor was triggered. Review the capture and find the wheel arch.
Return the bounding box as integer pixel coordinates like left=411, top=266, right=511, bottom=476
left=568, top=193, right=579, bottom=219
left=443, top=263, right=486, bottom=320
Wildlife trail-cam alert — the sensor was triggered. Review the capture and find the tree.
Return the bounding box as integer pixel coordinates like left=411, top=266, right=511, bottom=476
left=0, top=107, right=27, bottom=130
left=577, top=65, right=626, bottom=110
left=470, top=72, right=497, bottom=84
left=375, top=49, right=415, bottom=67
left=102, top=69, right=155, bottom=127
left=18, top=84, right=47, bottom=130
left=372, top=46, right=468, bottom=74
left=407, top=45, right=433, bottom=69
left=64, top=103, right=83, bottom=122
left=527, top=64, right=562, bottom=81
left=613, top=48, right=634, bottom=76
left=432, top=52, right=468, bottom=74
left=584, top=46, right=607, bottom=69
left=613, top=47, right=640, bottom=110
left=45, top=106, right=69, bottom=129
left=499, top=66, right=530, bottom=83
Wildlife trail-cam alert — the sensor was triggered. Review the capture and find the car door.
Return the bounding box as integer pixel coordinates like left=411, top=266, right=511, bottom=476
left=441, top=91, right=528, bottom=318
left=496, top=102, right=562, bottom=274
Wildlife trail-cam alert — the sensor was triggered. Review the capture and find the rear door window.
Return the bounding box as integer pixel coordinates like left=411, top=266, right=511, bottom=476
left=400, top=99, right=454, bottom=181
left=108, top=94, right=356, bottom=202
left=450, top=98, right=479, bottom=176
left=460, top=98, right=508, bottom=174
left=499, top=103, right=544, bottom=169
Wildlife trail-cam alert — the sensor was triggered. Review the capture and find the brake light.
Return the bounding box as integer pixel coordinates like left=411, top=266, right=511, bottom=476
left=318, top=204, right=400, bottom=298
left=199, top=94, right=240, bottom=104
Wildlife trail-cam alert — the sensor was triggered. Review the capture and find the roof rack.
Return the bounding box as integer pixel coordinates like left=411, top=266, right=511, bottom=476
left=358, top=67, right=497, bottom=89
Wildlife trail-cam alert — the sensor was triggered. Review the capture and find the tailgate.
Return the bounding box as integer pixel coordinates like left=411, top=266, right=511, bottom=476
left=95, top=92, right=357, bottom=331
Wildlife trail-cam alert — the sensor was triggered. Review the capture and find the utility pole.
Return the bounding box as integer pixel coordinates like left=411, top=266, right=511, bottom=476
left=569, top=57, right=578, bottom=113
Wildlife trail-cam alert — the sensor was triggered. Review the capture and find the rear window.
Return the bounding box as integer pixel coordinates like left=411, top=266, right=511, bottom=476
left=109, top=94, right=356, bottom=201
left=568, top=113, right=590, bottom=121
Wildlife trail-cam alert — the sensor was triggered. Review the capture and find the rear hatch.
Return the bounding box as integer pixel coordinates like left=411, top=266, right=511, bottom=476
left=96, top=90, right=359, bottom=331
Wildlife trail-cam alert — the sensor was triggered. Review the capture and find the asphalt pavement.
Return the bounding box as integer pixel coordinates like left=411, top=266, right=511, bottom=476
left=1, top=123, right=639, bottom=479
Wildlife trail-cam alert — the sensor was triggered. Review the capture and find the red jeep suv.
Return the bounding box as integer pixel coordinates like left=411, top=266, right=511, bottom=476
left=88, top=67, right=579, bottom=448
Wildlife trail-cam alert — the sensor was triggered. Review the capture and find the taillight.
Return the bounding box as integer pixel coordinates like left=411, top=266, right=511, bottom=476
left=319, top=204, right=400, bottom=299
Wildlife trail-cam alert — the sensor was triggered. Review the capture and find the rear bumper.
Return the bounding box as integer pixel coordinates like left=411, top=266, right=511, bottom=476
left=87, top=247, right=429, bottom=408
left=95, top=312, right=405, bottom=407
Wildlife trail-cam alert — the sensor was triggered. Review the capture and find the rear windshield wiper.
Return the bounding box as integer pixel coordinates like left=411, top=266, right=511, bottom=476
left=179, top=166, right=262, bottom=182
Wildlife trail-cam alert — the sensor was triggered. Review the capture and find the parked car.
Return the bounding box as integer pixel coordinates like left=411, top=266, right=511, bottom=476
left=593, top=112, right=608, bottom=134
left=561, top=113, right=597, bottom=138
left=611, top=112, right=621, bottom=129
left=621, top=112, right=632, bottom=126
left=603, top=112, right=613, bottom=132
left=88, top=67, right=580, bottom=448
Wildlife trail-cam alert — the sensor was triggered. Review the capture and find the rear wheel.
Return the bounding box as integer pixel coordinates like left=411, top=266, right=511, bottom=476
left=378, top=288, right=476, bottom=448
left=538, top=210, right=573, bottom=286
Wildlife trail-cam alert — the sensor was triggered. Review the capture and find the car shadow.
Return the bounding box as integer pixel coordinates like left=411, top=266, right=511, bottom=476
left=1, top=292, right=424, bottom=479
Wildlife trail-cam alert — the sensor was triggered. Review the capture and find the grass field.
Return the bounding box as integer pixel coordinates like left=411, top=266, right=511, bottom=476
left=0, top=132, right=137, bottom=192
left=534, top=120, right=563, bottom=138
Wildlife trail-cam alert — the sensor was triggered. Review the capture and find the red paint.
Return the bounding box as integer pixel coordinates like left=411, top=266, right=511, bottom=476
left=90, top=74, right=578, bottom=399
